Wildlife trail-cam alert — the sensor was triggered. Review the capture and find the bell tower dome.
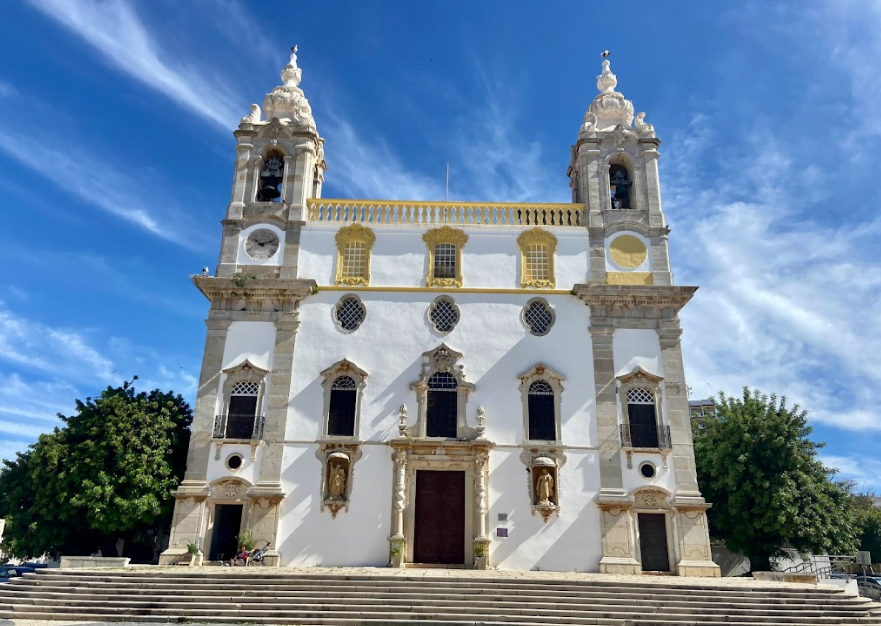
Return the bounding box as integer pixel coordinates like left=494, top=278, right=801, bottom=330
left=567, top=56, right=672, bottom=287
left=216, top=46, right=327, bottom=279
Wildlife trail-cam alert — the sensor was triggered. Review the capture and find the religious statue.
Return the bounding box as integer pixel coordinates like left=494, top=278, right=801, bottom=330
left=328, top=462, right=347, bottom=500
left=536, top=469, right=555, bottom=506
left=610, top=169, right=632, bottom=209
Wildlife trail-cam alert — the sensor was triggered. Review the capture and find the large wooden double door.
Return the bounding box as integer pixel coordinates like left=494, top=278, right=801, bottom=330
left=413, top=470, right=465, bottom=564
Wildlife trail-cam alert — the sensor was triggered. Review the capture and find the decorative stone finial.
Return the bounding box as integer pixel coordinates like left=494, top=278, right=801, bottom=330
left=281, top=45, right=302, bottom=88
left=398, top=404, right=409, bottom=436
left=597, top=59, right=617, bottom=94
left=262, top=45, right=316, bottom=128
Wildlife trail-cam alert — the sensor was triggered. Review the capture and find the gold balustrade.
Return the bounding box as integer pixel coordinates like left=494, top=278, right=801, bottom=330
left=306, top=199, right=585, bottom=227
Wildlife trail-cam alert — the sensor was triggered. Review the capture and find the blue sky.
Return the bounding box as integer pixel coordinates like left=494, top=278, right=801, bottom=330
left=1, top=1, right=879, bottom=490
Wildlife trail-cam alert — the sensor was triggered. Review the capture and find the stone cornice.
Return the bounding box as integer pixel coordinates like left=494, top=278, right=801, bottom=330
left=572, top=284, right=697, bottom=313
left=192, top=276, right=316, bottom=313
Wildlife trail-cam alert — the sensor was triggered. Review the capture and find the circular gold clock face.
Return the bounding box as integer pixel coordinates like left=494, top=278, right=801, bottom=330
left=244, top=228, right=280, bottom=260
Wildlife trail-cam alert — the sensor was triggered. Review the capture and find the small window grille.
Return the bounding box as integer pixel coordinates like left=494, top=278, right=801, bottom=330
left=341, top=241, right=367, bottom=281
left=523, top=299, right=554, bottom=336
left=429, top=297, right=460, bottom=333
left=332, top=376, right=357, bottom=390
left=335, top=296, right=366, bottom=332
left=527, top=380, right=556, bottom=441
left=525, top=244, right=549, bottom=281
left=627, top=388, right=654, bottom=404
left=231, top=381, right=259, bottom=396
left=434, top=243, right=457, bottom=279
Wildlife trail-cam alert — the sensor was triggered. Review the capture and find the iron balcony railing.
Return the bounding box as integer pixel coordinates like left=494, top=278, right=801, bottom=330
left=213, top=414, right=265, bottom=441
left=307, top=199, right=585, bottom=227
left=619, top=423, right=672, bottom=449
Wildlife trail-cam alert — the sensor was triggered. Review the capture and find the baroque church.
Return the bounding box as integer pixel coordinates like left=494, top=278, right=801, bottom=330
left=160, top=48, right=720, bottom=576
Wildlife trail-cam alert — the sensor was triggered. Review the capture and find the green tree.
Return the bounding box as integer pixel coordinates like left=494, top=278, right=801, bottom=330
left=842, top=486, right=881, bottom=564
left=0, top=379, right=191, bottom=558
left=694, top=388, right=859, bottom=572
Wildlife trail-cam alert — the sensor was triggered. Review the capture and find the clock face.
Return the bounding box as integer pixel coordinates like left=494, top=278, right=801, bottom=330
left=244, top=228, right=280, bottom=260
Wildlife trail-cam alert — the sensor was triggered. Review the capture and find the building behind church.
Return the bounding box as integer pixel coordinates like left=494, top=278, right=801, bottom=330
left=160, top=49, right=720, bottom=576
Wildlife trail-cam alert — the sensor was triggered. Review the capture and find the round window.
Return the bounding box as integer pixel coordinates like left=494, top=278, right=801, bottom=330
left=334, top=295, right=366, bottom=332
left=639, top=462, right=656, bottom=479
left=522, top=298, right=555, bottom=336
left=428, top=296, right=460, bottom=334
left=226, top=454, right=244, bottom=471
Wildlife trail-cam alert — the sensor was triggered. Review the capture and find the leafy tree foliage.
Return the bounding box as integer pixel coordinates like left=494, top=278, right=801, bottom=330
left=0, top=379, right=191, bottom=558
left=841, top=485, right=881, bottom=564
left=694, top=387, right=859, bottom=572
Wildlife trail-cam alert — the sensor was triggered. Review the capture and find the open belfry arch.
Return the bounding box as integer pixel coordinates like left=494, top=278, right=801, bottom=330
left=161, top=48, right=718, bottom=576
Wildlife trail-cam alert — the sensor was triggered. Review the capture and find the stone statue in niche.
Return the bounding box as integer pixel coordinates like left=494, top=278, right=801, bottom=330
left=536, top=469, right=555, bottom=506
left=610, top=167, right=632, bottom=209
left=328, top=461, right=347, bottom=500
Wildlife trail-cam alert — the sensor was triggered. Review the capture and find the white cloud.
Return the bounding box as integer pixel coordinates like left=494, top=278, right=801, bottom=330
left=27, top=0, right=240, bottom=129
left=821, top=455, right=881, bottom=493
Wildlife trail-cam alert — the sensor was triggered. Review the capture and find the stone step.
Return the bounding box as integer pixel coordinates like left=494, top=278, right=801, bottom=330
left=1, top=589, right=870, bottom=613
left=5, top=600, right=881, bottom=625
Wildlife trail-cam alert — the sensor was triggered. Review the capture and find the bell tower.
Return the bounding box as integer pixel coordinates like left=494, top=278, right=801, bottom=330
left=217, top=46, right=326, bottom=280
left=567, top=56, right=672, bottom=287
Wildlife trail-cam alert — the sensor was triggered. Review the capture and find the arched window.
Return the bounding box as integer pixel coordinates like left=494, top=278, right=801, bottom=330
left=426, top=372, right=458, bottom=438
left=327, top=376, right=357, bottom=437
left=320, top=359, right=368, bottom=440
left=519, top=363, right=565, bottom=444
left=423, top=227, right=468, bottom=288
left=335, top=224, right=375, bottom=286
left=527, top=381, right=555, bottom=441
left=257, top=150, right=285, bottom=202
left=517, top=228, right=557, bottom=288
left=227, top=381, right=259, bottom=439
left=609, top=164, right=632, bottom=210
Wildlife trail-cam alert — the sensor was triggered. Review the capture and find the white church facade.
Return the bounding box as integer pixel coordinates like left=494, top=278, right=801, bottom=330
left=160, top=48, right=720, bottom=576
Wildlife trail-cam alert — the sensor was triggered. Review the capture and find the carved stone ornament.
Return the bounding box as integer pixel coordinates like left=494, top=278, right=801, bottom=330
left=334, top=224, right=377, bottom=286
left=586, top=59, right=635, bottom=130
left=213, top=479, right=248, bottom=499
left=423, top=226, right=468, bottom=288
left=241, top=103, right=261, bottom=125
left=262, top=47, right=316, bottom=128
left=316, top=444, right=362, bottom=518
left=517, top=228, right=558, bottom=289
left=409, top=344, right=478, bottom=439
left=520, top=448, right=566, bottom=523
left=634, top=488, right=668, bottom=509
left=634, top=112, right=654, bottom=133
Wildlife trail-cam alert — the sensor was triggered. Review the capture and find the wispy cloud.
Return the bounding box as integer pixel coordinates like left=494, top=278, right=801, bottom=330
left=821, top=455, right=881, bottom=493
left=27, top=0, right=241, bottom=129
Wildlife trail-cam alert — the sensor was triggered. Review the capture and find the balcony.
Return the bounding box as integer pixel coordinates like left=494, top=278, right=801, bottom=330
left=619, top=423, right=671, bottom=450
left=307, top=199, right=584, bottom=227
left=213, top=414, right=265, bottom=440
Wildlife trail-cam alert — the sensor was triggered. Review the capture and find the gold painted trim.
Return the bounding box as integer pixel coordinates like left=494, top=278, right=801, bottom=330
left=423, top=226, right=468, bottom=288
left=318, top=286, right=572, bottom=295
left=334, top=224, right=376, bottom=286
left=517, top=228, right=557, bottom=289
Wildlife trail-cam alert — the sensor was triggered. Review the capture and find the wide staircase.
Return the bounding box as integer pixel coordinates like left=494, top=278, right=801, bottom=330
left=1, top=568, right=881, bottom=625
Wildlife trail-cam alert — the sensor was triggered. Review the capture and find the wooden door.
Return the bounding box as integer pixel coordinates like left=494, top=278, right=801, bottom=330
left=638, top=513, right=670, bottom=572
left=413, top=470, right=465, bottom=564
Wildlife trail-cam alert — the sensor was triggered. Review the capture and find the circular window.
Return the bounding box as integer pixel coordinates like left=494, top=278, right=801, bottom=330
left=428, top=296, right=460, bottom=333
left=522, top=298, right=555, bottom=336
left=226, top=454, right=244, bottom=471
left=334, top=295, right=366, bottom=332
left=639, top=462, right=656, bottom=479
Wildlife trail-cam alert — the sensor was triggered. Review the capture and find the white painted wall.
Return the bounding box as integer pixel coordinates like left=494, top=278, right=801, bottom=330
left=298, top=225, right=590, bottom=289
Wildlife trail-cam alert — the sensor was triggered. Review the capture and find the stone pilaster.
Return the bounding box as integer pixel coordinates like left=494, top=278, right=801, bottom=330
left=279, top=221, right=303, bottom=280
left=589, top=322, right=626, bottom=499
left=389, top=449, right=407, bottom=567
left=180, top=317, right=231, bottom=487
left=473, top=453, right=489, bottom=542
left=650, top=233, right=673, bottom=286
left=227, top=141, right=253, bottom=217
left=216, top=222, right=242, bottom=278
left=588, top=232, right=607, bottom=284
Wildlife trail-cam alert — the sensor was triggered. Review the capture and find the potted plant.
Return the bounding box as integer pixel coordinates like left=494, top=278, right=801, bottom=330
left=474, top=542, right=489, bottom=570
left=186, top=542, right=199, bottom=567
left=389, top=541, right=404, bottom=568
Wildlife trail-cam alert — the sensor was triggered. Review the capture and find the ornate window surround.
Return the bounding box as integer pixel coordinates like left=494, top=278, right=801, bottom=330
left=332, top=293, right=367, bottom=333
left=521, top=297, right=556, bottom=336
left=519, top=447, right=567, bottom=523
left=407, top=344, right=477, bottom=439
left=427, top=295, right=460, bottom=334
left=423, top=226, right=468, bottom=288
left=516, top=228, right=557, bottom=288
left=314, top=442, right=363, bottom=519
left=214, top=360, right=269, bottom=462
left=617, top=365, right=670, bottom=467
left=320, top=359, right=368, bottom=440
left=518, top=362, right=565, bottom=444
left=334, top=224, right=376, bottom=286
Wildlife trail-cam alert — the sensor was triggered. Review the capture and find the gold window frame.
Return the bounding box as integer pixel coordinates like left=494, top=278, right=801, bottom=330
left=334, top=224, right=376, bottom=286
left=517, top=228, right=557, bottom=288
left=423, top=226, right=468, bottom=288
